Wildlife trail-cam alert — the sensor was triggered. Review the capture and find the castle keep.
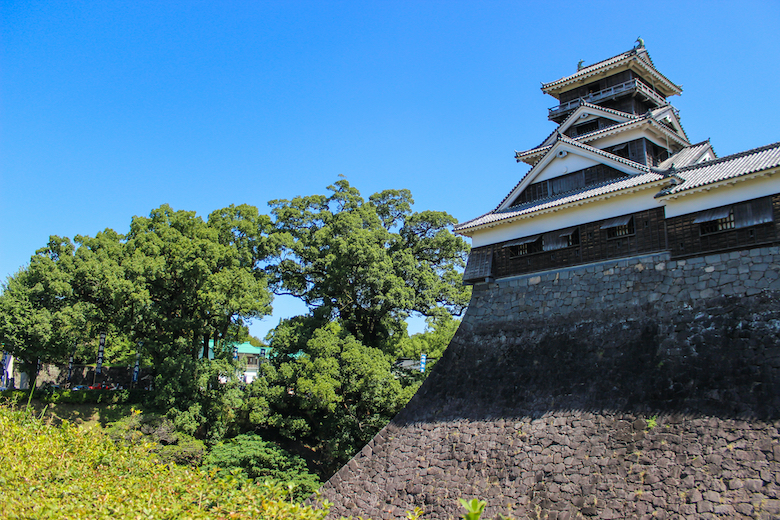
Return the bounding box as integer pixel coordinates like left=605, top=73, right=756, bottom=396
left=319, top=43, right=780, bottom=519
left=458, top=41, right=779, bottom=283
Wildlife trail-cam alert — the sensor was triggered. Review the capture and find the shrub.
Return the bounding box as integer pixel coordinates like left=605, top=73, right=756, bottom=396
left=106, top=410, right=207, bottom=466
left=204, top=433, right=321, bottom=500
left=0, top=405, right=331, bottom=519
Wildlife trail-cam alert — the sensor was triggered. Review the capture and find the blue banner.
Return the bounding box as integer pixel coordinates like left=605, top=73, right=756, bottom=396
left=132, top=351, right=141, bottom=383
left=67, top=351, right=74, bottom=381
left=96, top=333, right=106, bottom=374
left=1, top=352, right=7, bottom=387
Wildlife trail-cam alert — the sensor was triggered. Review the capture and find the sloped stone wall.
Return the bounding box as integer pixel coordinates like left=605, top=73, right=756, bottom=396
left=319, top=246, right=780, bottom=519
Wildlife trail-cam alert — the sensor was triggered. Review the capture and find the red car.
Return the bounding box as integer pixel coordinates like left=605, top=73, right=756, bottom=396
left=88, top=383, right=116, bottom=390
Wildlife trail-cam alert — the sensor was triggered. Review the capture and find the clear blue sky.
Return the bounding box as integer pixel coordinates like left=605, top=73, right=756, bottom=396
left=3, top=1, right=779, bottom=338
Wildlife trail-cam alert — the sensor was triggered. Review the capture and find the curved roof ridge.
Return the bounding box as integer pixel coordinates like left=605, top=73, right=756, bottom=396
left=542, top=45, right=681, bottom=97
left=542, top=47, right=637, bottom=90
left=657, top=141, right=780, bottom=197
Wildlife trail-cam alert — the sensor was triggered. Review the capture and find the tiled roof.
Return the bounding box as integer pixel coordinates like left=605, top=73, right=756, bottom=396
left=657, top=141, right=780, bottom=196
left=556, top=134, right=652, bottom=172
left=528, top=102, right=639, bottom=151
left=650, top=105, right=690, bottom=143
left=656, top=140, right=713, bottom=170
left=455, top=172, right=665, bottom=233
left=503, top=136, right=652, bottom=212
left=515, top=111, right=689, bottom=162
left=459, top=140, right=780, bottom=235
left=541, top=47, right=681, bottom=98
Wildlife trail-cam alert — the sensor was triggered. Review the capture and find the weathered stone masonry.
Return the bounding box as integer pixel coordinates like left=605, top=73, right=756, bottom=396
left=466, top=247, right=780, bottom=324
left=319, top=246, right=780, bottom=519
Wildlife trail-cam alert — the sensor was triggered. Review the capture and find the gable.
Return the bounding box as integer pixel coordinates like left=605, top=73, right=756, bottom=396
left=651, top=105, right=689, bottom=142
left=536, top=104, right=637, bottom=149
left=499, top=138, right=649, bottom=212
left=534, top=152, right=601, bottom=183
left=557, top=105, right=636, bottom=141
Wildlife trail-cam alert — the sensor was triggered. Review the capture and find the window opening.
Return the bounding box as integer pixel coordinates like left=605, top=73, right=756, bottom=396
left=601, top=215, right=635, bottom=239
left=503, top=235, right=543, bottom=257
left=734, top=197, right=774, bottom=228
left=695, top=206, right=735, bottom=235
left=699, top=212, right=735, bottom=235
left=696, top=198, right=773, bottom=236
left=573, top=120, right=599, bottom=136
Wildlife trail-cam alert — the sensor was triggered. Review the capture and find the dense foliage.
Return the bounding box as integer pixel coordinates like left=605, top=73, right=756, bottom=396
left=0, top=180, right=468, bottom=479
left=0, top=405, right=331, bottom=520
left=204, top=434, right=320, bottom=499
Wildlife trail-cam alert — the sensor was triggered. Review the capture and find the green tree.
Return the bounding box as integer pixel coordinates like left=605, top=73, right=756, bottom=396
left=251, top=318, right=413, bottom=475
left=0, top=237, right=89, bottom=381
left=268, top=179, right=470, bottom=354
left=397, top=314, right=461, bottom=372
left=69, top=229, right=137, bottom=365
left=122, top=204, right=273, bottom=367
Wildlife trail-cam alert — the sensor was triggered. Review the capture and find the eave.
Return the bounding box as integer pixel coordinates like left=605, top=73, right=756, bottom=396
left=656, top=166, right=780, bottom=201
left=515, top=115, right=690, bottom=166
left=456, top=176, right=671, bottom=236
left=542, top=49, right=682, bottom=100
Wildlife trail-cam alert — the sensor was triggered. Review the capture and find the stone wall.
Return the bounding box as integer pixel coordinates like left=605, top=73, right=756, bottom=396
left=466, top=247, right=780, bottom=326
left=319, top=246, right=780, bottom=519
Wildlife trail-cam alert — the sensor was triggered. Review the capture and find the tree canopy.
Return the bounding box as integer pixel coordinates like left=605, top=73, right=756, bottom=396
left=269, top=179, right=470, bottom=353
left=0, top=180, right=469, bottom=478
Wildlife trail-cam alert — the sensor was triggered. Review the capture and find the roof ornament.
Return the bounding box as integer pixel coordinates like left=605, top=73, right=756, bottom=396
left=577, top=60, right=584, bottom=71
left=635, top=37, right=645, bottom=50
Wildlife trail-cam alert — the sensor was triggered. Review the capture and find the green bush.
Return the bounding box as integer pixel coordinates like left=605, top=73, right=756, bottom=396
left=106, top=410, right=207, bottom=466
left=204, top=433, right=321, bottom=500
left=0, top=405, right=332, bottom=519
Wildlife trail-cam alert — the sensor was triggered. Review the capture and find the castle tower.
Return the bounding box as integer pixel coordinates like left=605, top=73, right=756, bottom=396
left=456, top=41, right=779, bottom=286
left=319, top=43, right=780, bottom=520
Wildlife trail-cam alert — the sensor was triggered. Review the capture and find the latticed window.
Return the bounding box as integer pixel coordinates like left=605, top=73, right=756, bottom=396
left=504, top=235, right=543, bottom=257
left=601, top=215, right=635, bottom=239
left=699, top=211, right=735, bottom=235
left=695, top=198, right=773, bottom=236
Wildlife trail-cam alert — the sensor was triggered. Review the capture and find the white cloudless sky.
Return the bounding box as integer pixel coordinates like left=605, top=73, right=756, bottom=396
left=2, top=1, right=779, bottom=338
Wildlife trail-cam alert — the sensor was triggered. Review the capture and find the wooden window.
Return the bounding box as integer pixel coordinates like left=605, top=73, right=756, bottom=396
left=698, top=210, right=735, bottom=235
left=601, top=215, right=635, bottom=239
left=544, top=227, right=579, bottom=251
left=734, top=197, right=774, bottom=228
left=512, top=165, right=628, bottom=207
left=550, top=172, right=584, bottom=195
left=695, top=206, right=734, bottom=235
left=573, top=120, right=599, bottom=136
left=504, top=235, right=543, bottom=257
left=696, top=198, right=773, bottom=236
left=463, top=248, right=493, bottom=282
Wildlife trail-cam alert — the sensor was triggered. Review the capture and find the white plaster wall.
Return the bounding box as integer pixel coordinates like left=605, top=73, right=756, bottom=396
left=534, top=153, right=600, bottom=182
left=470, top=188, right=664, bottom=248
left=663, top=175, right=780, bottom=218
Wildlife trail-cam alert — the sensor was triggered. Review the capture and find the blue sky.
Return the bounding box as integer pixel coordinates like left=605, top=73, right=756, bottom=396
left=3, top=1, right=780, bottom=338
